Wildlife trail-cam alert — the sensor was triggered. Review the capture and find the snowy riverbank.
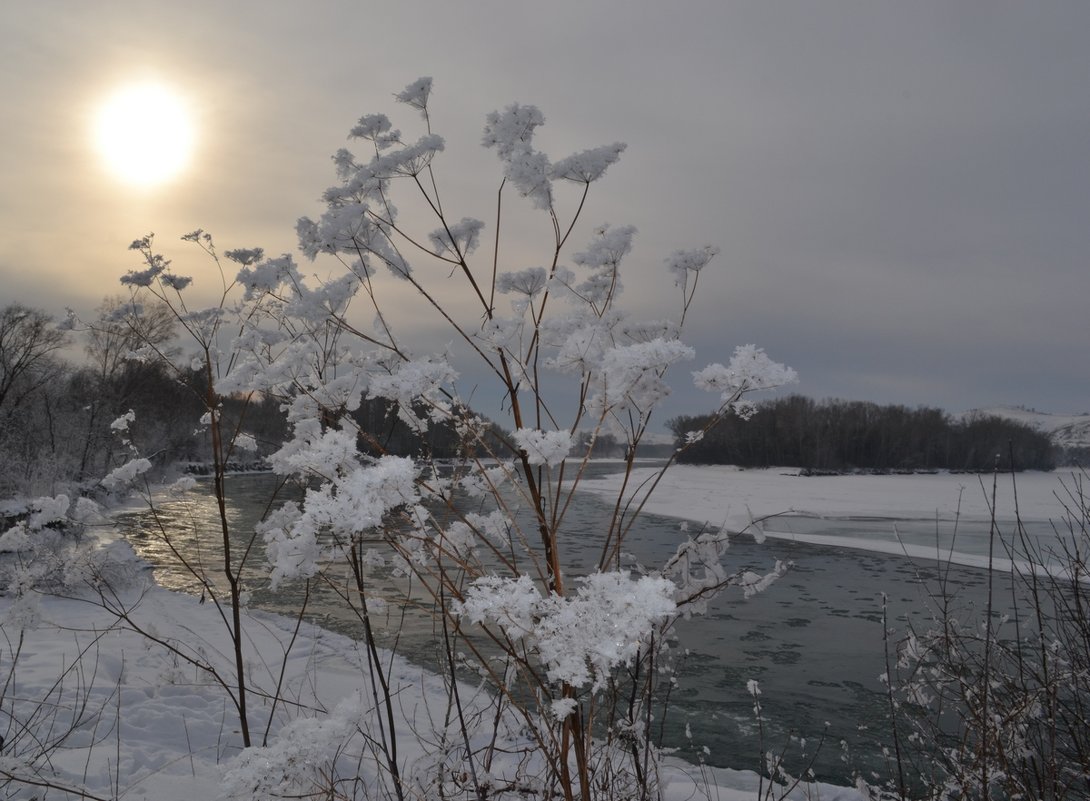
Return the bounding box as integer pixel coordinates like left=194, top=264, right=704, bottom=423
left=2, top=538, right=864, bottom=800
left=4, top=464, right=1081, bottom=798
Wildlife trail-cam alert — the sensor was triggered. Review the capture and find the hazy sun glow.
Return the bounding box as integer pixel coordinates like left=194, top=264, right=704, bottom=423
left=94, top=82, right=195, bottom=187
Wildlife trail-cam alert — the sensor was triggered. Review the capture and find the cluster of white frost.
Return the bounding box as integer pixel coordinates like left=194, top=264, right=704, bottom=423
left=665, top=245, right=719, bottom=285
left=495, top=266, right=548, bottom=297
left=109, top=409, right=136, bottom=432
left=588, top=337, right=695, bottom=422
left=550, top=143, right=627, bottom=183
left=693, top=344, right=799, bottom=400
left=429, top=216, right=484, bottom=258
left=0, top=495, right=78, bottom=554
left=99, top=457, right=152, bottom=491
left=259, top=454, right=420, bottom=588
left=454, top=572, right=677, bottom=692
left=512, top=427, right=573, bottom=466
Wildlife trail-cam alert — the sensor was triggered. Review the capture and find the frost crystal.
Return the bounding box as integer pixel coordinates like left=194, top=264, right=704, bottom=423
left=233, top=433, right=258, bottom=452
left=513, top=428, right=573, bottom=466
left=394, top=76, right=433, bottom=115
left=458, top=462, right=515, bottom=498
left=236, top=255, right=298, bottom=299
left=739, top=560, right=790, bottom=599
left=551, top=143, right=627, bottom=183
left=455, top=571, right=677, bottom=692
left=368, top=358, right=457, bottom=431
left=160, top=273, right=192, bottom=290
left=496, top=267, right=548, bottom=297
left=693, top=345, right=798, bottom=401
left=588, top=338, right=695, bottom=419
left=731, top=399, right=758, bottom=420
left=482, top=103, right=545, bottom=159
left=71, top=497, right=100, bottom=522
left=665, top=246, right=719, bottom=284
left=260, top=456, right=420, bottom=588
left=225, top=247, right=265, bottom=266
left=26, top=495, right=71, bottom=530
left=482, top=103, right=554, bottom=209
left=428, top=217, right=484, bottom=258
left=101, top=458, right=153, bottom=490
left=120, top=265, right=163, bottom=287
left=504, top=149, right=553, bottom=209
left=551, top=697, right=578, bottom=720
left=350, top=113, right=395, bottom=142
left=110, top=409, right=136, bottom=432
left=574, top=224, right=636, bottom=271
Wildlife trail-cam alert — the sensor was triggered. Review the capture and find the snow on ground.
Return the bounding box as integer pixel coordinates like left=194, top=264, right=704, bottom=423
left=964, top=406, right=1090, bottom=449
left=1, top=539, right=865, bottom=800
left=3, top=464, right=1083, bottom=799
left=577, top=465, right=1082, bottom=571
left=3, top=566, right=437, bottom=799
left=580, top=464, right=1067, bottom=526
left=20, top=462, right=1072, bottom=800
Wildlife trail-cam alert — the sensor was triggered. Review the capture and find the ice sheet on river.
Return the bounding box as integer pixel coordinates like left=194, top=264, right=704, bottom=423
left=577, top=465, right=1074, bottom=571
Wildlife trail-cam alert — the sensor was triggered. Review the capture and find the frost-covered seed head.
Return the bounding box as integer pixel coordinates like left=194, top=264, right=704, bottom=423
left=496, top=267, right=548, bottom=297
left=666, top=246, right=719, bottom=285
left=394, top=77, right=433, bottom=115
left=551, top=143, right=627, bottom=183
left=482, top=103, right=545, bottom=160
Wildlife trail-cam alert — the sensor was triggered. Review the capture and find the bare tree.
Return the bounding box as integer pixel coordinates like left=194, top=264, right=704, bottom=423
left=0, top=304, right=66, bottom=421
left=84, top=295, right=177, bottom=381
left=72, top=296, right=181, bottom=478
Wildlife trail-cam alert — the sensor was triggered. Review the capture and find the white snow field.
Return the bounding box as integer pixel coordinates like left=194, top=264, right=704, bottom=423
left=578, top=465, right=1080, bottom=572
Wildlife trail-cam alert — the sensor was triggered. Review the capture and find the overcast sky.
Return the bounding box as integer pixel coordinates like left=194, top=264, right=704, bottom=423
left=2, top=1, right=1087, bottom=428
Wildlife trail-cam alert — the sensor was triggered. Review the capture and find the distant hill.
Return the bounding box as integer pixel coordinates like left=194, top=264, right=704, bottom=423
left=964, top=407, right=1090, bottom=451
left=963, top=407, right=1090, bottom=466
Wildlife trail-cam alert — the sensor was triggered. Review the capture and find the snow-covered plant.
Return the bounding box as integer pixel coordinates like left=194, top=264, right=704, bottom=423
left=873, top=471, right=1090, bottom=801
left=110, top=232, right=311, bottom=752
left=113, top=77, right=797, bottom=800
left=0, top=492, right=115, bottom=612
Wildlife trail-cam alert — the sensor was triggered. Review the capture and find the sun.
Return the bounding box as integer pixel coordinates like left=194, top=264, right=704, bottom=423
left=94, top=82, right=196, bottom=187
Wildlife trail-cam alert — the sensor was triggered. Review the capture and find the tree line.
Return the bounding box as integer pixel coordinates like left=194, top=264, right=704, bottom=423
left=669, top=395, right=1056, bottom=472
left=1, top=298, right=1060, bottom=499
left=0, top=300, right=504, bottom=498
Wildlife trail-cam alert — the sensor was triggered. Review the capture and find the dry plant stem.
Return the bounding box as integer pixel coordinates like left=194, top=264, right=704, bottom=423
left=89, top=584, right=241, bottom=714
left=205, top=351, right=251, bottom=748
left=489, top=179, right=505, bottom=315
left=346, top=541, right=405, bottom=801
left=113, top=654, right=122, bottom=800
left=753, top=685, right=766, bottom=801
left=0, top=626, right=119, bottom=801
left=439, top=582, right=485, bottom=801
left=979, top=464, right=1000, bottom=797
left=881, top=594, right=907, bottom=801
left=0, top=769, right=113, bottom=801
left=261, top=579, right=312, bottom=748
left=598, top=395, right=737, bottom=571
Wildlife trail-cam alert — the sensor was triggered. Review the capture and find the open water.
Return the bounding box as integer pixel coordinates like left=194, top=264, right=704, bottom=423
left=113, top=464, right=1049, bottom=785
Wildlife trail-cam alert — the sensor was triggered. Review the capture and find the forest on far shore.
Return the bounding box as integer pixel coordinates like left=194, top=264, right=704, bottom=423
left=669, top=395, right=1060, bottom=472
left=1, top=299, right=1067, bottom=499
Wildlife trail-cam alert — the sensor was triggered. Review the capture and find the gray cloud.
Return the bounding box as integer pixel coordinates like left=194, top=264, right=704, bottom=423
left=1, top=0, right=1086, bottom=425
